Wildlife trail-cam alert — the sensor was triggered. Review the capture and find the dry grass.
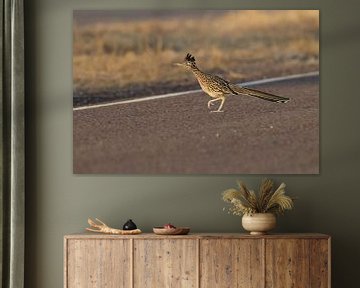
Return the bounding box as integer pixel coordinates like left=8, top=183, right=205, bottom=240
left=73, top=10, right=319, bottom=93
left=222, top=179, right=294, bottom=216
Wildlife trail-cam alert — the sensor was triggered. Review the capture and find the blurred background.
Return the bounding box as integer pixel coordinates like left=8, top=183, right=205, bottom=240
left=73, top=10, right=319, bottom=106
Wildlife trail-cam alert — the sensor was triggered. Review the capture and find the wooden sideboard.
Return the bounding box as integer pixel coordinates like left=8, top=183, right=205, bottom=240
left=64, top=233, right=330, bottom=288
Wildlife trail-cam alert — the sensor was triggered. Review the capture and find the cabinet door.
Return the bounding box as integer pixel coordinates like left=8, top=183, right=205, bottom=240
left=200, top=239, right=264, bottom=288
left=266, top=239, right=309, bottom=287
left=309, top=239, right=330, bottom=288
left=134, top=239, right=198, bottom=288
left=66, top=239, right=131, bottom=288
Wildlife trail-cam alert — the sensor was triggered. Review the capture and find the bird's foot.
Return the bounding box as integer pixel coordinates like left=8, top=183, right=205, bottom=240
left=210, top=110, right=224, bottom=113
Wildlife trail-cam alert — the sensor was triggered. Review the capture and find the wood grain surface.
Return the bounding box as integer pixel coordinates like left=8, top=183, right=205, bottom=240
left=265, top=239, right=310, bottom=287
left=64, top=234, right=330, bottom=288
left=200, top=239, right=264, bottom=288
left=310, top=239, right=330, bottom=288
left=65, top=233, right=330, bottom=240
left=133, top=239, right=197, bottom=288
left=66, top=239, right=131, bottom=288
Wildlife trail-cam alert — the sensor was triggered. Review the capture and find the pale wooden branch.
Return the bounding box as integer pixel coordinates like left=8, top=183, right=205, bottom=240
left=86, top=218, right=142, bottom=235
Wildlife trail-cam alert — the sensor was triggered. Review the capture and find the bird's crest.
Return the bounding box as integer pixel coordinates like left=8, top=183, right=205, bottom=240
left=185, top=53, right=196, bottom=63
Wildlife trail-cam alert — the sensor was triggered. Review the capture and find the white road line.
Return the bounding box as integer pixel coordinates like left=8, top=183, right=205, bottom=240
left=73, top=71, right=319, bottom=111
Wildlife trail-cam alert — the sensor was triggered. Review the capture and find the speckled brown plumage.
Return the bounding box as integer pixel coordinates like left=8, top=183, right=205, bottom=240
left=176, top=53, right=290, bottom=112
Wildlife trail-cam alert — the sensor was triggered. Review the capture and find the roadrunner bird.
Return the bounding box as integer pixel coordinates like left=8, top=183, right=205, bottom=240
left=175, top=53, right=290, bottom=112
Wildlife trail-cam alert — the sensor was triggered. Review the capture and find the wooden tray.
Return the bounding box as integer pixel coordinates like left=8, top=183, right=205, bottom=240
left=153, top=227, right=190, bottom=235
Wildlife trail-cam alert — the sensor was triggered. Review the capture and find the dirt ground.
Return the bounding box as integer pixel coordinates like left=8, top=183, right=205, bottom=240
left=73, top=75, right=319, bottom=174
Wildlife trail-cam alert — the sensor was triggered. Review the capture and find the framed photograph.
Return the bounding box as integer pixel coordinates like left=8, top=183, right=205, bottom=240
left=73, top=10, right=319, bottom=174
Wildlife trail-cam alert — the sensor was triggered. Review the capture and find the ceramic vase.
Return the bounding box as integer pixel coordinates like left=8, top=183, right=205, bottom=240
left=242, top=213, right=276, bottom=235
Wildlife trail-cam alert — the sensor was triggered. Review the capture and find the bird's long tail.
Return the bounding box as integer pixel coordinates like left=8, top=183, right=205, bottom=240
left=229, top=84, right=290, bottom=103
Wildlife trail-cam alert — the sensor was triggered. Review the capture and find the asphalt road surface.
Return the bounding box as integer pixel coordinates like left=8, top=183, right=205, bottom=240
left=73, top=74, right=319, bottom=174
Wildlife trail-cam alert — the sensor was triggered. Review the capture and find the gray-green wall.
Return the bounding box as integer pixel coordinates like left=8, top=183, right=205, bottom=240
left=25, top=0, right=360, bottom=287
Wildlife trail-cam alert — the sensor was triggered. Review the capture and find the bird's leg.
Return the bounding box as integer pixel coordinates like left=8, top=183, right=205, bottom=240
left=211, top=97, right=225, bottom=113
left=207, top=98, right=221, bottom=109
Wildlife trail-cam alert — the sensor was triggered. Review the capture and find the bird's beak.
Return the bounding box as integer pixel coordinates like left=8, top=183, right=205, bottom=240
left=173, top=62, right=183, bottom=67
